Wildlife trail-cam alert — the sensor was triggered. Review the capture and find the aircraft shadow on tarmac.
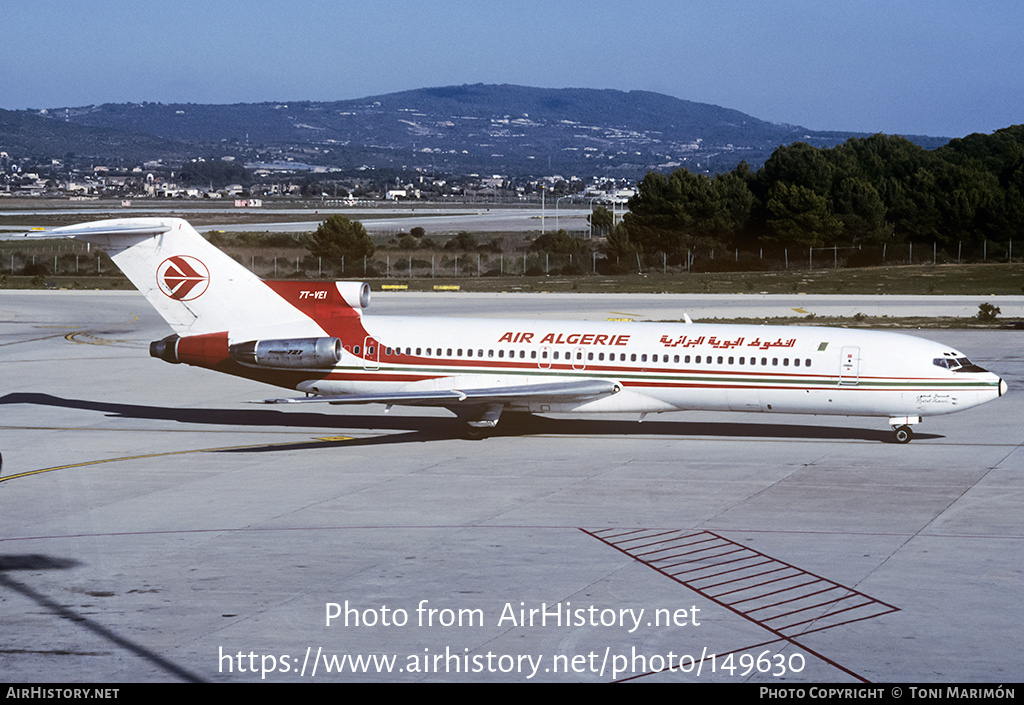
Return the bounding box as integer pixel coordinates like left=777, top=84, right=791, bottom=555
left=0, top=392, right=941, bottom=448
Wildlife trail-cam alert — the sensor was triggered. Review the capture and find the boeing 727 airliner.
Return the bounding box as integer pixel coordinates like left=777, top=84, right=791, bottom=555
left=5, top=217, right=1007, bottom=442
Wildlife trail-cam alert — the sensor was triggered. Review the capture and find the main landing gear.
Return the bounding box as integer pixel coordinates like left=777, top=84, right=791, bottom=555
left=889, top=416, right=921, bottom=444
left=892, top=425, right=914, bottom=444
left=454, top=402, right=503, bottom=440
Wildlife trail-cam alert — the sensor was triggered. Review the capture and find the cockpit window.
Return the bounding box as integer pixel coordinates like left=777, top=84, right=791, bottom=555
left=933, top=356, right=987, bottom=373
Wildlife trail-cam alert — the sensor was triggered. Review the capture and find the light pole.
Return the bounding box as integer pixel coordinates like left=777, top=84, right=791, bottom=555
left=541, top=185, right=545, bottom=234
left=587, top=197, right=600, bottom=238
left=555, top=195, right=571, bottom=232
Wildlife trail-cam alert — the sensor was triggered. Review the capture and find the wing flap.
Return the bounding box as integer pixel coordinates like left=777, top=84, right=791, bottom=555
left=259, top=379, right=620, bottom=407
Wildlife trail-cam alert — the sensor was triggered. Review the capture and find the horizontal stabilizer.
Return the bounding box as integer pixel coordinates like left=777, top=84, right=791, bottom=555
left=257, top=379, right=620, bottom=408
left=1, top=221, right=172, bottom=241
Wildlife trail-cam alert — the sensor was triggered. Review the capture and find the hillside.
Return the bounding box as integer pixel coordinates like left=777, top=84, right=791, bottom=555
left=0, top=108, right=187, bottom=163
left=8, top=84, right=949, bottom=177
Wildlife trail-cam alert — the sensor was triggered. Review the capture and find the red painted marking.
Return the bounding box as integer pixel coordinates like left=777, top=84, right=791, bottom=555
left=157, top=255, right=210, bottom=300
left=583, top=527, right=899, bottom=682
left=175, top=331, right=229, bottom=366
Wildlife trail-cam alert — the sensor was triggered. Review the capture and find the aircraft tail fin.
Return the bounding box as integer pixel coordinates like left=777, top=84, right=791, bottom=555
left=20, top=217, right=313, bottom=337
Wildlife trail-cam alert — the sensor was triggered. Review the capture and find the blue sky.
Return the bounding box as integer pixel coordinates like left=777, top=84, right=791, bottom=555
left=3, top=0, right=1021, bottom=138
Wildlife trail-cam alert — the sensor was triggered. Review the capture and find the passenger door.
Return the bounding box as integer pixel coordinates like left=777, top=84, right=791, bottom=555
left=839, top=346, right=860, bottom=385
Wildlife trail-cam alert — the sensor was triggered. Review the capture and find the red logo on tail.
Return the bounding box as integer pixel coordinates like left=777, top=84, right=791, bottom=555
left=157, top=256, right=210, bottom=300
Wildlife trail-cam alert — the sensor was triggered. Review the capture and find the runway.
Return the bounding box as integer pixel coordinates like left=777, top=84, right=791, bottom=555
left=0, top=205, right=590, bottom=236
left=1, top=290, right=1022, bottom=682
left=196, top=207, right=590, bottom=236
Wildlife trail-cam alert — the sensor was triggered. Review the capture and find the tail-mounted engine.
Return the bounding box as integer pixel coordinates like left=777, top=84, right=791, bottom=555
left=228, top=337, right=343, bottom=369
left=151, top=333, right=342, bottom=370
left=150, top=331, right=229, bottom=366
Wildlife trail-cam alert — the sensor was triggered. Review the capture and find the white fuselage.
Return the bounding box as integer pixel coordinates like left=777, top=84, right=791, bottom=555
left=291, top=316, right=1004, bottom=421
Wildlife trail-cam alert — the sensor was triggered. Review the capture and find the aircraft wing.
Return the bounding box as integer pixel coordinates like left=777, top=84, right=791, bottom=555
left=258, top=379, right=620, bottom=407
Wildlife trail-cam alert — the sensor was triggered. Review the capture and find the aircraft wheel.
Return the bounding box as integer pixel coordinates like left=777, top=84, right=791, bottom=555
left=893, top=425, right=913, bottom=444
left=463, top=425, right=490, bottom=440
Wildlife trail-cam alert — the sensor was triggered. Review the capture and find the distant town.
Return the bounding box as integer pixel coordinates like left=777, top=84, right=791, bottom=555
left=0, top=150, right=637, bottom=206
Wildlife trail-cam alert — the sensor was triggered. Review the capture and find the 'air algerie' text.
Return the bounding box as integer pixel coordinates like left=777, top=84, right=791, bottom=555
left=497, top=331, right=630, bottom=346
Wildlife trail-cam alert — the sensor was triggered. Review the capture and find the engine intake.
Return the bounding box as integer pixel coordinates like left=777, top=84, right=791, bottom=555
left=228, top=337, right=342, bottom=369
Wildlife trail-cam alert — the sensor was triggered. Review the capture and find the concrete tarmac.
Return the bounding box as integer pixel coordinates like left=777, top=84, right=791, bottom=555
left=1, top=290, right=1021, bottom=683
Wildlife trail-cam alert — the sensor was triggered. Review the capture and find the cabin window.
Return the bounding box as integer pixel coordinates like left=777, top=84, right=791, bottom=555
left=717, top=356, right=723, bottom=364
left=385, top=347, right=392, bottom=356
left=673, top=355, right=679, bottom=363
left=696, top=355, right=702, bottom=364
left=794, top=358, right=800, bottom=367
left=368, top=346, right=375, bottom=355
left=588, top=352, right=594, bottom=361
left=353, top=345, right=361, bottom=354
left=415, top=347, right=421, bottom=355
left=488, top=350, right=494, bottom=358
left=772, top=358, right=778, bottom=366
left=728, top=356, right=734, bottom=365
left=684, top=355, right=691, bottom=363
left=477, top=349, right=483, bottom=357
left=498, top=350, right=505, bottom=358
left=447, top=348, right=452, bottom=356
left=630, top=353, right=637, bottom=362
left=598, top=352, right=605, bottom=361
left=805, top=359, right=812, bottom=367
left=531, top=351, right=537, bottom=359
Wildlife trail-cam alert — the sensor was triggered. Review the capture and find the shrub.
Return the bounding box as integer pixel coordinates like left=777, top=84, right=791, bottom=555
left=977, top=302, right=1001, bottom=321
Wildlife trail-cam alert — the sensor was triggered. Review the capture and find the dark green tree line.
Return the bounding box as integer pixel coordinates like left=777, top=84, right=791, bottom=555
left=622, top=125, right=1024, bottom=262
